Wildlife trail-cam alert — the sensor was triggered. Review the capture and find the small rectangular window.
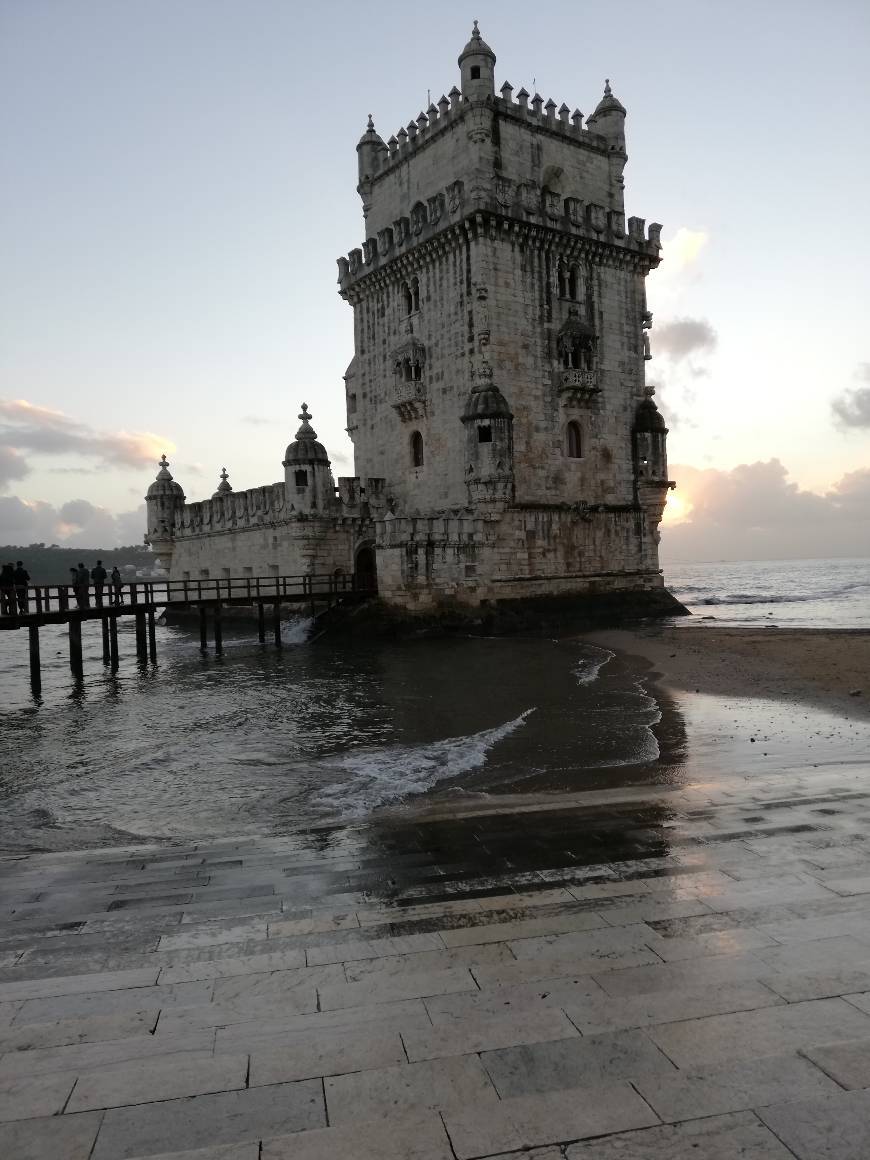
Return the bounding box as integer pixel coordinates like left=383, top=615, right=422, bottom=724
left=222, top=567, right=231, bottom=579
left=348, top=393, right=358, bottom=414
left=470, top=66, right=481, bottom=79
left=243, top=566, right=253, bottom=576
left=199, top=568, right=210, bottom=578
left=477, top=426, right=492, bottom=443
left=465, top=563, right=477, bottom=577
left=269, top=563, right=279, bottom=575
left=182, top=571, right=190, bottom=581
left=294, top=469, right=308, bottom=487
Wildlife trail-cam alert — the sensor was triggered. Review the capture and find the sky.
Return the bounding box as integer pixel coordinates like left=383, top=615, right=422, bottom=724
left=1, top=0, right=869, bottom=561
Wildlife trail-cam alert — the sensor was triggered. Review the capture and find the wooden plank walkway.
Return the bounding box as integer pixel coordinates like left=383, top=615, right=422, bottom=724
left=0, top=574, right=371, bottom=694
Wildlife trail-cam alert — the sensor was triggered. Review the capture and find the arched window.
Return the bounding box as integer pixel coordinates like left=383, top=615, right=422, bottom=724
left=567, top=266, right=578, bottom=300
left=411, top=275, right=420, bottom=312
left=403, top=358, right=412, bottom=382
left=402, top=281, right=413, bottom=316
left=412, top=360, right=422, bottom=382
left=557, top=261, right=567, bottom=299
left=565, top=421, right=582, bottom=459
left=410, top=430, right=424, bottom=467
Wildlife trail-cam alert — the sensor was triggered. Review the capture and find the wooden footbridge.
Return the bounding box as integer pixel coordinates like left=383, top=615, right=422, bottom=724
left=0, top=574, right=371, bottom=695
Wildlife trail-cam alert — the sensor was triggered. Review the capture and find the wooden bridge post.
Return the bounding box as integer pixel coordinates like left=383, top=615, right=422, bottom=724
left=213, top=604, right=223, bottom=655
left=273, top=601, right=282, bottom=647
left=257, top=602, right=265, bottom=643
left=101, top=617, right=110, bottom=665
left=109, top=614, right=119, bottom=672
left=28, top=625, right=41, bottom=696
left=69, top=618, right=83, bottom=680
left=135, top=612, right=148, bottom=662
left=147, top=608, right=157, bottom=664
left=199, top=606, right=208, bottom=652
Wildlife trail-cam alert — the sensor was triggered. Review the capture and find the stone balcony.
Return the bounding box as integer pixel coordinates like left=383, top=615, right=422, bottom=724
left=392, top=379, right=428, bottom=421
left=557, top=369, right=601, bottom=406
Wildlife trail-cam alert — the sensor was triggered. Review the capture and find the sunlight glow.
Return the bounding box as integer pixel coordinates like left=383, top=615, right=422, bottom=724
left=662, top=491, right=692, bottom=525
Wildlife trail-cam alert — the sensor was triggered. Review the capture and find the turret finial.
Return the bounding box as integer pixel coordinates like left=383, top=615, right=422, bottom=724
left=472, top=18, right=480, bottom=36
left=159, top=453, right=169, bottom=468
left=295, top=402, right=318, bottom=441
left=299, top=402, right=311, bottom=423
left=604, top=78, right=612, bottom=96
left=366, top=113, right=374, bottom=131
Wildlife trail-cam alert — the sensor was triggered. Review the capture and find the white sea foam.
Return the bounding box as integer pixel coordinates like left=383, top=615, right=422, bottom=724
left=317, top=708, right=536, bottom=818
left=575, top=645, right=614, bottom=685
left=282, top=616, right=314, bottom=644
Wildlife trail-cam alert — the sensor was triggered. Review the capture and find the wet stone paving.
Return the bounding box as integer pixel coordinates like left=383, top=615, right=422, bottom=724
left=3, top=766, right=870, bottom=1157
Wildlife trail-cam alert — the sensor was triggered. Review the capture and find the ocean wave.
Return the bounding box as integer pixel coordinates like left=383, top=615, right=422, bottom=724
left=575, top=645, right=614, bottom=685
left=315, top=708, right=536, bottom=818
left=684, top=582, right=870, bottom=607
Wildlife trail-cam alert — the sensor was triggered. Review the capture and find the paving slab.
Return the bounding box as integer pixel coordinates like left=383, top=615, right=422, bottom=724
left=0, top=1028, right=215, bottom=1078
left=402, top=1006, right=578, bottom=1061
left=91, top=1080, right=325, bottom=1159
left=319, top=965, right=476, bottom=1010
left=250, top=1025, right=405, bottom=1084
left=564, top=1109, right=798, bottom=1158
left=444, top=1079, right=658, bottom=1157
left=0, top=1068, right=77, bottom=1121
left=634, top=1052, right=842, bottom=1121
left=758, top=1089, right=870, bottom=1159
left=324, top=1055, right=499, bottom=1124
left=0, top=965, right=159, bottom=1004
left=648, top=996, right=870, bottom=1067
left=262, top=1111, right=453, bottom=1159
left=0, top=1008, right=157, bottom=1051
left=68, top=1049, right=248, bottom=1112
left=802, top=1037, right=870, bottom=1088
left=0, top=1108, right=103, bottom=1160
left=480, top=1029, right=676, bottom=1098
left=14, top=979, right=214, bottom=1024
left=214, top=998, right=429, bottom=1051
left=562, top=978, right=783, bottom=1034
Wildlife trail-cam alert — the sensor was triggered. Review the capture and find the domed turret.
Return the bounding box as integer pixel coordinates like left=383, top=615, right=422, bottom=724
left=146, top=453, right=185, bottom=500
left=282, top=404, right=336, bottom=514
left=458, top=20, right=496, bottom=100
left=586, top=79, right=626, bottom=146
left=357, top=114, right=388, bottom=185
left=633, top=388, right=668, bottom=487
left=212, top=467, right=233, bottom=498
left=144, top=454, right=185, bottom=567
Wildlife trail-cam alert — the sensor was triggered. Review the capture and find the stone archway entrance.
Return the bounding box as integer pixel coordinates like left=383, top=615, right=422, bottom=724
left=354, top=543, right=377, bottom=592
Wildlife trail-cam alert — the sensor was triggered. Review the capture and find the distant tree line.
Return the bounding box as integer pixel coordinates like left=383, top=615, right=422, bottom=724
left=0, top=544, right=163, bottom=586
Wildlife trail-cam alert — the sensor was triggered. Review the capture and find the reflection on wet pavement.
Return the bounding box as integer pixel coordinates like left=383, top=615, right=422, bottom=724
left=3, top=757, right=870, bottom=1156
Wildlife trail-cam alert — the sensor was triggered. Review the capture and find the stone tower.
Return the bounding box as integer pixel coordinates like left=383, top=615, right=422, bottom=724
left=145, top=455, right=185, bottom=568
left=337, top=24, right=673, bottom=608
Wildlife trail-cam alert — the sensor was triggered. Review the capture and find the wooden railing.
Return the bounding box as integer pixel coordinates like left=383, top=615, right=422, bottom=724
left=1, top=572, right=372, bottom=617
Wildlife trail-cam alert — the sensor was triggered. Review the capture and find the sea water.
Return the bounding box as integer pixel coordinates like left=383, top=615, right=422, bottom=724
left=667, top=556, right=870, bottom=628
left=0, top=557, right=866, bottom=851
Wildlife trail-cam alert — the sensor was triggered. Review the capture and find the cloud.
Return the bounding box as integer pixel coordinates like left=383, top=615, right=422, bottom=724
left=0, top=399, right=174, bottom=488
left=659, top=228, right=709, bottom=274
left=661, top=459, right=870, bottom=562
left=0, top=495, right=145, bottom=548
left=241, top=415, right=271, bottom=426
left=831, top=364, right=870, bottom=429
left=0, top=446, right=30, bottom=488
left=654, top=318, right=717, bottom=363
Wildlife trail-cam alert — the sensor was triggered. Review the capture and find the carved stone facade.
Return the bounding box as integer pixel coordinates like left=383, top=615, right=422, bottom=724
left=146, top=24, right=674, bottom=611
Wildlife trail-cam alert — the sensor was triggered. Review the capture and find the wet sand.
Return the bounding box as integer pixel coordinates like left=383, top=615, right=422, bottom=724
left=589, top=625, right=870, bottom=721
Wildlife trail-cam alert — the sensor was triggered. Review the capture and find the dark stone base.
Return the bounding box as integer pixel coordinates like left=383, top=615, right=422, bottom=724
left=314, top=588, right=689, bottom=641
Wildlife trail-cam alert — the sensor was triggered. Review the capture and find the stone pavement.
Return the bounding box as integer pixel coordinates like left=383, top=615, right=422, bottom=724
left=3, top=765, right=870, bottom=1158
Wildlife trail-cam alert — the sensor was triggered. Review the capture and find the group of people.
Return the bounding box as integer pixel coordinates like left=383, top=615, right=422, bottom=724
left=0, top=561, right=31, bottom=615
left=68, top=561, right=125, bottom=609
left=0, top=559, right=126, bottom=615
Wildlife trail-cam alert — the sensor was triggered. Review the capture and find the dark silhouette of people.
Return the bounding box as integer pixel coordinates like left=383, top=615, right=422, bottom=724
left=110, top=566, right=123, bottom=605
left=75, top=563, right=90, bottom=609
left=91, top=559, right=107, bottom=606
left=13, top=561, right=30, bottom=613
left=0, top=563, right=15, bottom=616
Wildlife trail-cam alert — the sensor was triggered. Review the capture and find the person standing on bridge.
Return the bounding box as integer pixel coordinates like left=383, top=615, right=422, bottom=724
left=91, top=559, right=107, bottom=606
left=75, top=563, right=90, bottom=609
left=110, top=566, right=123, bottom=605
left=0, top=563, right=15, bottom=615
left=13, top=561, right=30, bottom=614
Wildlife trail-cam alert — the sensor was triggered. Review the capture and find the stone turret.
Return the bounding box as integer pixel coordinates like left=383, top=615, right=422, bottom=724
left=461, top=369, right=514, bottom=507
left=145, top=454, right=185, bottom=567
left=282, top=403, right=336, bottom=515
left=586, top=79, right=626, bottom=149
left=458, top=20, right=496, bottom=101
left=356, top=115, right=388, bottom=218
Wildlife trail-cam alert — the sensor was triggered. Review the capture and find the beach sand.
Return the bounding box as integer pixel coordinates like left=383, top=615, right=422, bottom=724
left=589, top=625, right=870, bottom=721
